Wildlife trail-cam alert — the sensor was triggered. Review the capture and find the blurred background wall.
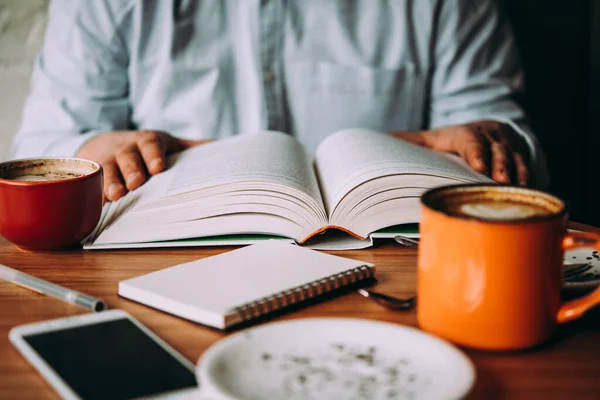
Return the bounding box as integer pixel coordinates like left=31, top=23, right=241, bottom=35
left=0, top=0, right=598, bottom=224
left=505, top=0, right=599, bottom=225
left=0, top=0, right=47, bottom=161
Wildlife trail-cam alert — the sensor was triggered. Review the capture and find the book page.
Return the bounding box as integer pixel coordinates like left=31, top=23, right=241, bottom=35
left=314, top=128, right=491, bottom=214
left=167, top=131, right=323, bottom=202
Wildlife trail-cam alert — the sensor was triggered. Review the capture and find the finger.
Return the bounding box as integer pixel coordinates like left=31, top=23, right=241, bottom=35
left=490, top=141, right=513, bottom=184
left=136, top=131, right=167, bottom=175
left=102, top=160, right=127, bottom=202
left=513, top=152, right=529, bottom=186
left=389, top=131, right=428, bottom=146
left=178, top=138, right=213, bottom=149
left=455, top=132, right=490, bottom=174
left=115, top=144, right=147, bottom=191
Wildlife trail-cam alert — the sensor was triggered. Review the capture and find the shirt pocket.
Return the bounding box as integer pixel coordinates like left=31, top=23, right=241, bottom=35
left=288, top=61, right=425, bottom=151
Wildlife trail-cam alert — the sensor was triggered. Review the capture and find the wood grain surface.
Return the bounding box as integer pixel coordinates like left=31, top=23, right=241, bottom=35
left=1, top=224, right=599, bottom=399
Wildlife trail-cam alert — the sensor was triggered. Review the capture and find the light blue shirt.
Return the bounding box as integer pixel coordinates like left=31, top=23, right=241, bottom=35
left=12, top=0, right=548, bottom=186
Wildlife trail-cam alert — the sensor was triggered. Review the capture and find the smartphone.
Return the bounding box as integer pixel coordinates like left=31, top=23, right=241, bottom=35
left=9, top=309, right=198, bottom=400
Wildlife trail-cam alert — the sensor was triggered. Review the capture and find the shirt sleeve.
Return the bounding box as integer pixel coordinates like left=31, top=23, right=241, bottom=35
left=429, top=0, right=549, bottom=189
left=11, top=0, right=133, bottom=159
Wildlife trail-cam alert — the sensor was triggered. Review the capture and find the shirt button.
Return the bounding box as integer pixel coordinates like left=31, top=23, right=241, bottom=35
left=263, top=71, right=275, bottom=83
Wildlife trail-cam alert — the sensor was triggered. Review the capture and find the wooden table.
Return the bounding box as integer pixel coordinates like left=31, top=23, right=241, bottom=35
left=1, top=224, right=600, bottom=400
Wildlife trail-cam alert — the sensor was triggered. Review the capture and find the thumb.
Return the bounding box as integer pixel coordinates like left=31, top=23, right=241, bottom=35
left=178, top=138, right=214, bottom=149
left=390, top=131, right=429, bottom=146
left=163, top=135, right=213, bottom=153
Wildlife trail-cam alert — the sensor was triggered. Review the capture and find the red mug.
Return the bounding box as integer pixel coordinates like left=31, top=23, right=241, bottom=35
left=0, top=157, right=103, bottom=251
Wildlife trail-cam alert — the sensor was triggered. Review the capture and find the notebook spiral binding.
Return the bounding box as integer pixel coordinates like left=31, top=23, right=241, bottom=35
left=231, top=265, right=375, bottom=322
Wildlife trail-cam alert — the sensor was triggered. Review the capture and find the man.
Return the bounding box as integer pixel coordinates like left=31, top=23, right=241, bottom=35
left=12, top=0, right=547, bottom=201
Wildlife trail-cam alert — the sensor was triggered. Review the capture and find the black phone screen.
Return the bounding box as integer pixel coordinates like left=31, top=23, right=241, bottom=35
left=23, top=318, right=197, bottom=400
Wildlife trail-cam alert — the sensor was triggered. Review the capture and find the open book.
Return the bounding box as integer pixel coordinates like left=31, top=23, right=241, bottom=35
left=84, top=129, right=491, bottom=250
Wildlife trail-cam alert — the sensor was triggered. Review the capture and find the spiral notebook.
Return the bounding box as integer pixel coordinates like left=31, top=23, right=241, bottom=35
left=118, top=241, right=376, bottom=329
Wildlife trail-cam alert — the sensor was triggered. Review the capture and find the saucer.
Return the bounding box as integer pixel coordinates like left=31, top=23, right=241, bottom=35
left=563, top=248, right=600, bottom=290
left=563, top=229, right=600, bottom=290
left=196, top=318, right=475, bottom=400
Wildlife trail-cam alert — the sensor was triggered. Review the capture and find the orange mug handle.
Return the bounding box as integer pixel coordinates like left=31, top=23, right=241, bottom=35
left=557, top=231, right=600, bottom=323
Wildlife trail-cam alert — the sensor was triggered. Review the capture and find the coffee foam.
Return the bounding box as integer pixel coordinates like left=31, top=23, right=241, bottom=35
left=0, top=158, right=98, bottom=182
left=424, top=185, right=564, bottom=221
left=11, top=173, right=81, bottom=182
left=458, top=202, right=542, bottom=220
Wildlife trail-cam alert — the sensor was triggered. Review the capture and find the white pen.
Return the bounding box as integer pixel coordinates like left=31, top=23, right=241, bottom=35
left=0, top=264, right=106, bottom=312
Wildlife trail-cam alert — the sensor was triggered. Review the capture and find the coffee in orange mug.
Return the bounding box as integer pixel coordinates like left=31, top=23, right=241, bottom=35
left=417, top=184, right=600, bottom=350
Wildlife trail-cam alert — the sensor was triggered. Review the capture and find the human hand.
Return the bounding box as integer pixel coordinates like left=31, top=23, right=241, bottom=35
left=76, top=130, right=210, bottom=201
left=391, top=120, right=531, bottom=186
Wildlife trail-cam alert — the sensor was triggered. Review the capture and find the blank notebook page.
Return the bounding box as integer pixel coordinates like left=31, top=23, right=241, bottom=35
left=118, top=241, right=374, bottom=328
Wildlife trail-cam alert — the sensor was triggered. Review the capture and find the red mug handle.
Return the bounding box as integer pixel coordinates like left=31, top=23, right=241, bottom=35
left=557, top=231, right=600, bottom=323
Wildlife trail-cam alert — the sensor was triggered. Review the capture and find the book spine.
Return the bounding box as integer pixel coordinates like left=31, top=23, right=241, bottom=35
left=300, top=225, right=366, bottom=243
left=230, top=265, right=375, bottom=322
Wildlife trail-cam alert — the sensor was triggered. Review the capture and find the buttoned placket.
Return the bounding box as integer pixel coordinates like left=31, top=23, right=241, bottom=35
left=259, top=0, right=289, bottom=133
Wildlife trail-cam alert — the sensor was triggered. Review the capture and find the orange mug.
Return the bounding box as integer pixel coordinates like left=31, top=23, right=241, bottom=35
left=417, top=184, right=600, bottom=350
left=0, top=157, right=103, bottom=251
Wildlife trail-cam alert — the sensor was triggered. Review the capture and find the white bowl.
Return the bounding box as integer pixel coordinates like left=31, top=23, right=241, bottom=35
left=196, top=318, right=475, bottom=400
